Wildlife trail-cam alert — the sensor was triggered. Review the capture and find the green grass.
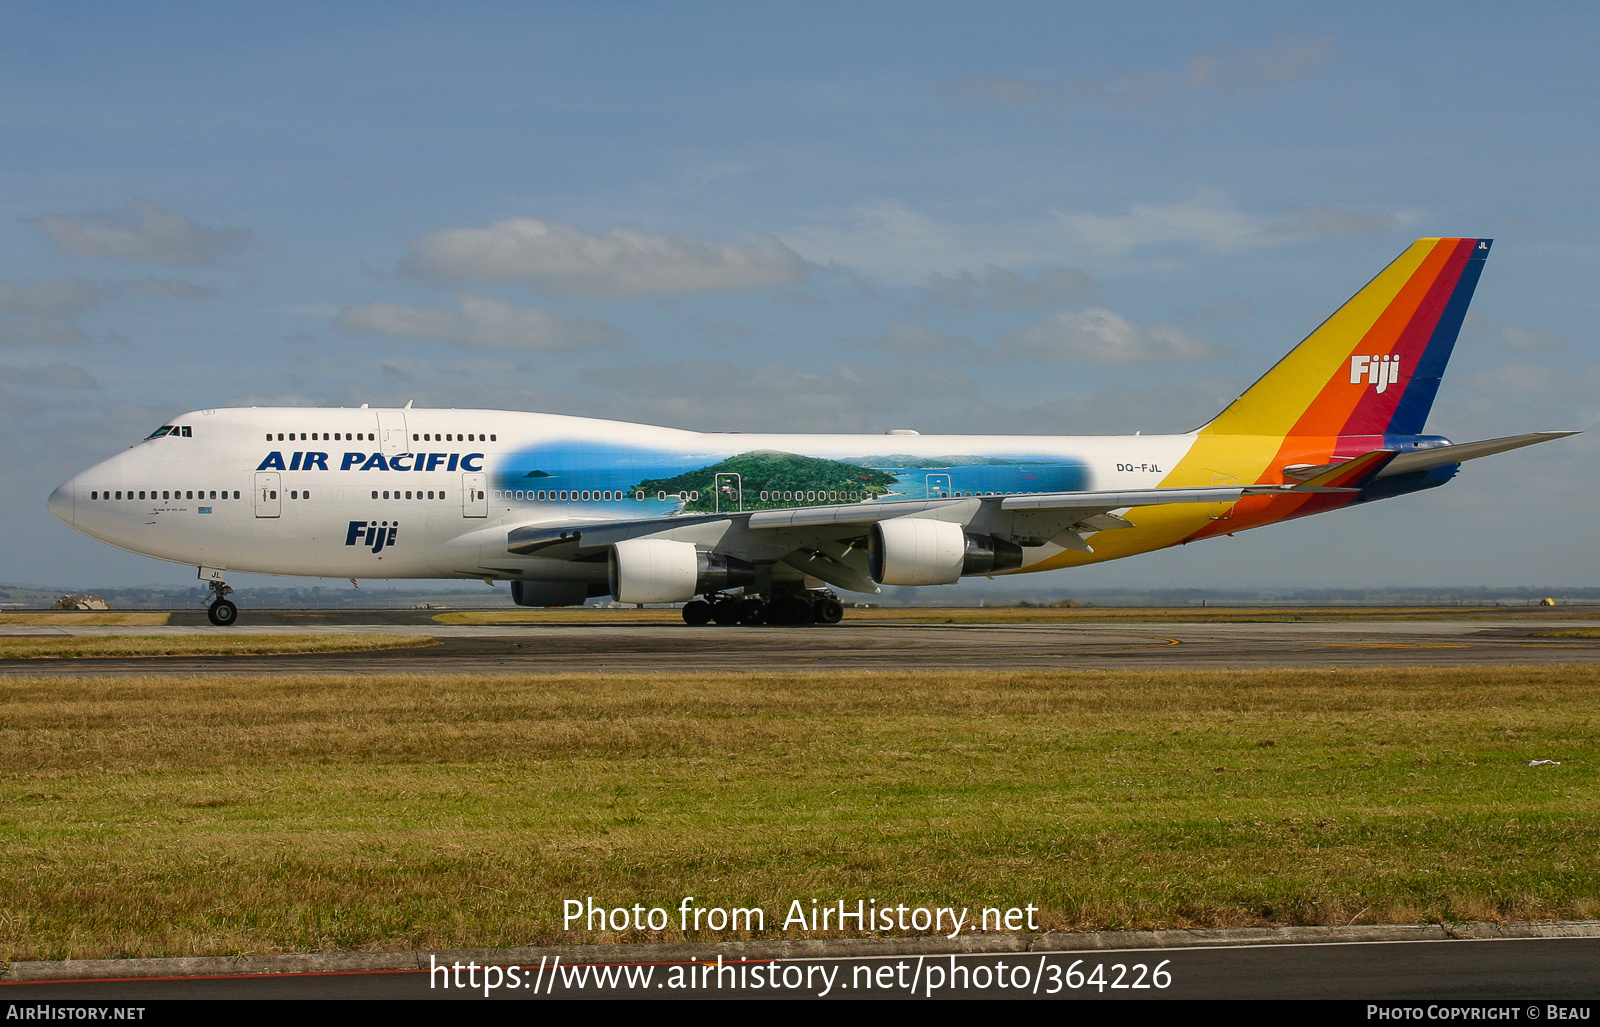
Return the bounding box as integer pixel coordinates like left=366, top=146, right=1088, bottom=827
left=0, top=634, right=437, bottom=659
left=1532, top=628, right=1600, bottom=638
left=0, top=666, right=1595, bottom=960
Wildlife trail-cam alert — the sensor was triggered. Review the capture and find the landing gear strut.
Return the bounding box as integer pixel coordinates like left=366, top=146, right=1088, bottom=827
left=680, top=589, right=842, bottom=627
left=206, top=579, right=238, bottom=626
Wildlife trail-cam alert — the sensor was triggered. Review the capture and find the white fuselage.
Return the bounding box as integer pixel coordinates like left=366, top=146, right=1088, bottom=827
left=50, top=406, right=1196, bottom=582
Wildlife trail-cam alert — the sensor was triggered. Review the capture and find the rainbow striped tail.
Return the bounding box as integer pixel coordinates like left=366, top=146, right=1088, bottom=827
left=1202, top=238, right=1490, bottom=439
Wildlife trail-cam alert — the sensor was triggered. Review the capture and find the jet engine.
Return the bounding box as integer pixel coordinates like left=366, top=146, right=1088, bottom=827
left=869, top=518, right=1024, bottom=585
left=608, top=538, right=756, bottom=604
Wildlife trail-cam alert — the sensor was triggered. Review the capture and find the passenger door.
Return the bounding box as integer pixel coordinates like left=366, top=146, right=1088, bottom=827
left=377, top=411, right=410, bottom=455
left=254, top=472, right=281, bottom=518
left=461, top=472, right=487, bottom=517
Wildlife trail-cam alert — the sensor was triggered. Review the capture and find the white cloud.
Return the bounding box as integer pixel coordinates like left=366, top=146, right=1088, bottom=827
left=1180, top=296, right=1256, bottom=325
left=576, top=360, right=978, bottom=432
left=1058, top=192, right=1415, bottom=256
left=0, top=362, right=99, bottom=390
left=1445, top=362, right=1600, bottom=441
left=1499, top=324, right=1567, bottom=353
left=781, top=200, right=1042, bottom=283
left=28, top=199, right=253, bottom=266
left=335, top=293, right=622, bottom=352
left=954, top=35, right=1332, bottom=108
left=399, top=217, right=807, bottom=298
left=920, top=266, right=1097, bottom=308
left=875, top=321, right=973, bottom=356
left=784, top=193, right=1418, bottom=281
left=1002, top=308, right=1222, bottom=364
left=1184, top=36, right=1333, bottom=93
left=0, top=279, right=101, bottom=318
left=1265, top=205, right=1411, bottom=238
left=0, top=319, right=87, bottom=346
left=117, top=277, right=219, bottom=300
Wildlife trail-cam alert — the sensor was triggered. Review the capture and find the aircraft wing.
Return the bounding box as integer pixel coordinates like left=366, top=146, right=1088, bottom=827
left=504, top=479, right=1352, bottom=558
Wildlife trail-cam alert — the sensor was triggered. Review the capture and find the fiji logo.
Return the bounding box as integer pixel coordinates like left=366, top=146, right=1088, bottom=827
left=1349, top=354, right=1401, bottom=394
left=346, top=520, right=397, bottom=553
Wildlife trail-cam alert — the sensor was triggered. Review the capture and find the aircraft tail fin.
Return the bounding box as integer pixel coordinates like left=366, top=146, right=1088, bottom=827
left=1201, top=238, right=1491, bottom=439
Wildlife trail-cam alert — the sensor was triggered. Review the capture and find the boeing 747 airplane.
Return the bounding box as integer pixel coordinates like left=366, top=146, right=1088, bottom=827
left=49, top=238, right=1576, bottom=626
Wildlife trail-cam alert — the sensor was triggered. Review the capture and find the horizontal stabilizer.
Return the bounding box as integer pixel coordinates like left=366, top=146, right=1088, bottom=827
left=1376, top=431, right=1580, bottom=478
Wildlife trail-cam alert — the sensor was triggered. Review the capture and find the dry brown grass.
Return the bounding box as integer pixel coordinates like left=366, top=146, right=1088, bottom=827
left=0, top=634, right=437, bottom=659
left=0, top=612, right=170, bottom=626
left=1, top=666, right=1596, bottom=959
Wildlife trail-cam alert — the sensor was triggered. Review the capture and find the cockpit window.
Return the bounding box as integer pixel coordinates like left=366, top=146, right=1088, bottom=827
left=146, top=425, right=175, bottom=439
left=143, top=425, right=192, bottom=439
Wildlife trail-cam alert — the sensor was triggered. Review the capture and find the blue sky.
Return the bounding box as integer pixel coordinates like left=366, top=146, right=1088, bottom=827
left=2, top=2, right=1595, bottom=593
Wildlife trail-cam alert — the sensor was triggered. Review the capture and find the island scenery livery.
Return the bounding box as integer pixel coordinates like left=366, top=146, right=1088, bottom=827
left=49, top=238, right=1577, bottom=626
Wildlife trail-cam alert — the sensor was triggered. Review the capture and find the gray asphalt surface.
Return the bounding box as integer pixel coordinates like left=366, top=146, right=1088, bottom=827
left=1, top=616, right=1596, bottom=674
left=5, top=939, right=1598, bottom=999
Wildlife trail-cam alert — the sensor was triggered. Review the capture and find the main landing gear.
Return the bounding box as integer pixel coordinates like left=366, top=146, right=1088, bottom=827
left=682, top=589, right=844, bottom=627
left=205, top=579, right=238, bottom=626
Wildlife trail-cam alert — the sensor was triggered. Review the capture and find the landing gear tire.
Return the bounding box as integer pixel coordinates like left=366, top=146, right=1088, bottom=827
left=711, top=598, right=742, bottom=625
left=682, top=599, right=713, bottom=626
left=813, top=597, right=844, bottom=625
left=737, top=598, right=766, bottom=625
left=207, top=599, right=238, bottom=626
left=767, top=596, right=813, bottom=626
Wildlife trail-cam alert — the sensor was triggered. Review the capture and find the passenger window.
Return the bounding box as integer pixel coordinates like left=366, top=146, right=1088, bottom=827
left=490, top=434, right=496, bottom=441
left=371, top=491, right=378, bottom=499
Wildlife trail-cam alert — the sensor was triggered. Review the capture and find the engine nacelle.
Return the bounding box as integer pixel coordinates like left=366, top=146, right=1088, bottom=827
left=869, top=518, right=966, bottom=585
left=869, top=518, right=1025, bottom=585
left=608, top=538, right=757, bottom=604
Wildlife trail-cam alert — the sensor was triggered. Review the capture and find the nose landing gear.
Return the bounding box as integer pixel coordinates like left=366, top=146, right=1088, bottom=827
left=205, top=578, right=238, bottom=626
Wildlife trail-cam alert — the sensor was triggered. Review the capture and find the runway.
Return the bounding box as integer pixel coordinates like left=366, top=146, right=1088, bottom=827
left=2, top=615, right=1596, bottom=674
left=5, top=937, right=1598, bottom=1000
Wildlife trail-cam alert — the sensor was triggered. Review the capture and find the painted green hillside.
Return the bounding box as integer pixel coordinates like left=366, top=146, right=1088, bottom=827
left=633, top=451, right=898, bottom=512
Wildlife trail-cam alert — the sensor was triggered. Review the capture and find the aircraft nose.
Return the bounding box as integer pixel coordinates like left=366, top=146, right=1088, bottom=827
left=48, top=478, right=75, bottom=527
